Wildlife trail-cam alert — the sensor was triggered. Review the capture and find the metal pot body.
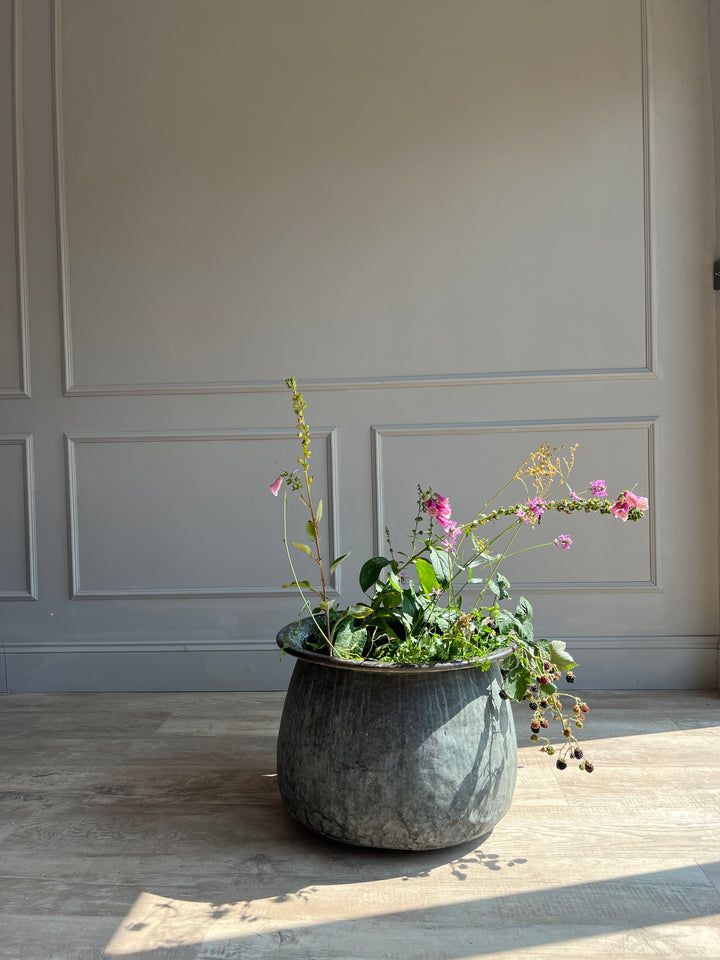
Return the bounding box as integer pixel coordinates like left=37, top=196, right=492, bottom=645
left=276, top=620, right=518, bottom=851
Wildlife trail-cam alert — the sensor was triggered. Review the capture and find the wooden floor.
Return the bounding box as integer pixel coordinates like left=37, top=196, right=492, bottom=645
left=1, top=690, right=719, bottom=960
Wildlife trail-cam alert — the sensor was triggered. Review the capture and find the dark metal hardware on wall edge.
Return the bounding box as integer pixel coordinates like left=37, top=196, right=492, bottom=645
left=714, top=260, right=720, bottom=291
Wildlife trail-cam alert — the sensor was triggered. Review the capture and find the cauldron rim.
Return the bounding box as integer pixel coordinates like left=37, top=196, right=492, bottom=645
left=276, top=618, right=516, bottom=675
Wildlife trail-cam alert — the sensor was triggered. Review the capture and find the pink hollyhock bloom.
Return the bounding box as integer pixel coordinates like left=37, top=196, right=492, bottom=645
left=554, top=535, right=573, bottom=550
left=611, top=490, right=649, bottom=521
left=610, top=492, right=630, bottom=521
left=589, top=480, right=607, bottom=497
left=269, top=476, right=283, bottom=496
left=424, top=495, right=453, bottom=529
left=442, top=521, right=460, bottom=552
left=625, top=491, right=649, bottom=512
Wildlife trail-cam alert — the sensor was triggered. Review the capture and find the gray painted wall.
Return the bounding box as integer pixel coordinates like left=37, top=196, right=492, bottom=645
left=0, top=0, right=718, bottom=691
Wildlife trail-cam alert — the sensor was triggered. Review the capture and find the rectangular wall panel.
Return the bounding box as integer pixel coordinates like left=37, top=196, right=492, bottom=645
left=373, top=419, right=657, bottom=592
left=0, top=436, right=37, bottom=599
left=55, top=0, right=649, bottom=394
left=66, top=431, right=338, bottom=598
left=0, top=0, right=29, bottom=397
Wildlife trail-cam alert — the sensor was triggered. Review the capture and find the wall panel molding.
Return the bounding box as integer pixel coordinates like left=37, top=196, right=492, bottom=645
left=53, top=0, right=654, bottom=396
left=0, top=433, right=38, bottom=599
left=65, top=428, right=340, bottom=599
left=1, top=0, right=30, bottom=399
left=371, top=416, right=659, bottom=593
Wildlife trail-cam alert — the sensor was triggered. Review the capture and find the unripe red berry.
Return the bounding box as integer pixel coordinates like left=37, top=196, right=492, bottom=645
left=531, top=720, right=541, bottom=732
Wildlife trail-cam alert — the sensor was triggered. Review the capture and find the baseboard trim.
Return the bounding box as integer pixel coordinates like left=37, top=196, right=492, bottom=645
left=1, top=636, right=717, bottom=693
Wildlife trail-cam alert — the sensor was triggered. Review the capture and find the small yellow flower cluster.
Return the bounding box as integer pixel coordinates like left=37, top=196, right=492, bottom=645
left=515, top=442, right=578, bottom=497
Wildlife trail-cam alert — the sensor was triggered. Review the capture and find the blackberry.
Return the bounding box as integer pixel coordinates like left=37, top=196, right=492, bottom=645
left=542, top=660, right=552, bottom=672
left=584, top=761, right=595, bottom=773
left=529, top=701, right=539, bottom=710
left=556, top=759, right=567, bottom=770
left=538, top=674, right=550, bottom=686
left=566, top=672, right=576, bottom=684
left=540, top=719, right=549, bottom=729
left=499, top=689, right=509, bottom=700
left=562, top=727, right=571, bottom=738
left=540, top=699, right=549, bottom=709
left=531, top=720, right=541, bottom=732
left=573, top=748, right=584, bottom=760
left=580, top=703, right=589, bottom=714
left=529, top=684, right=539, bottom=694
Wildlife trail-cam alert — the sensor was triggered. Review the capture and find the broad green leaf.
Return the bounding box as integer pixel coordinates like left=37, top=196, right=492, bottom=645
left=292, top=542, right=314, bottom=557
left=333, top=620, right=367, bottom=655
left=516, top=597, right=533, bottom=622
left=346, top=604, right=373, bottom=618
left=359, top=556, right=391, bottom=593
left=503, top=666, right=530, bottom=701
left=429, top=548, right=451, bottom=588
left=329, top=552, right=350, bottom=574
left=282, top=579, right=313, bottom=591
left=488, top=578, right=500, bottom=598
left=546, top=639, right=579, bottom=671
left=306, top=520, right=317, bottom=539
left=415, top=558, right=441, bottom=595
left=495, top=610, right=520, bottom=635
left=316, top=499, right=323, bottom=523
left=496, top=573, right=511, bottom=600
left=539, top=680, right=557, bottom=695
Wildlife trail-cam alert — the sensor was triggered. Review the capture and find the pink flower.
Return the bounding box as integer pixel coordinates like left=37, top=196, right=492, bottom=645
left=570, top=491, right=581, bottom=502
left=442, top=521, right=460, bottom=552
left=517, top=497, right=547, bottom=524
left=589, top=480, right=607, bottom=497
left=554, top=535, right=573, bottom=550
left=625, top=491, right=649, bottom=512
left=424, top=494, right=454, bottom=531
left=269, top=476, right=283, bottom=496
left=610, top=490, right=649, bottom=521
left=610, top=493, right=630, bottom=521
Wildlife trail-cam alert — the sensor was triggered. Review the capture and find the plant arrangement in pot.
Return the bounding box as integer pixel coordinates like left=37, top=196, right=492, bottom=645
left=270, top=377, right=649, bottom=851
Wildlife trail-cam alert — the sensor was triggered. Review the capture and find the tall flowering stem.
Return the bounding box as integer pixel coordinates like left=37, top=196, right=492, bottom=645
left=285, top=377, right=333, bottom=643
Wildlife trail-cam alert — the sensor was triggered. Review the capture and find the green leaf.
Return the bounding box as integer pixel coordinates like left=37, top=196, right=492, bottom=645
left=503, top=666, right=531, bottom=701
left=292, top=542, right=314, bottom=557
left=329, top=552, right=350, bottom=574
left=333, top=620, right=367, bottom=655
left=487, top=579, right=500, bottom=598
left=429, top=548, right=451, bottom=588
left=305, top=520, right=317, bottom=539
left=346, top=604, right=373, bottom=619
left=282, top=579, right=313, bottom=591
left=317, top=599, right=335, bottom=611
left=359, top=557, right=391, bottom=593
left=516, top=597, right=533, bottom=622
left=546, top=640, right=579, bottom=671
left=539, top=680, right=557, bottom=695
left=316, top=499, right=323, bottom=523
left=415, top=557, right=441, bottom=595
left=496, top=573, right=511, bottom=600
